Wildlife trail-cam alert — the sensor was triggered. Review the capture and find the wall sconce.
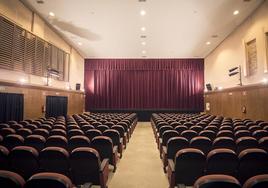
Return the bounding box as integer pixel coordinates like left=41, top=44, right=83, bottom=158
left=229, top=66, right=242, bottom=86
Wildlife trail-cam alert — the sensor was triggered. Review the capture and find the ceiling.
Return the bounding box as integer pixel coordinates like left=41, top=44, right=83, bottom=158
left=23, top=0, right=263, bottom=58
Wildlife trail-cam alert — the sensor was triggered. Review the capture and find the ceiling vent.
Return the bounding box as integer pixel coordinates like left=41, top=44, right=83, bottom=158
left=139, top=0, right=146, bottom=2
left=140, top=35, right=147, bottom=38
left=36, top=0, right=45, bottom=4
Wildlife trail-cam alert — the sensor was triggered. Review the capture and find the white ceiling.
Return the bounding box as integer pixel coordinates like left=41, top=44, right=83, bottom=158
left=24, top=0, right=263, bottom=58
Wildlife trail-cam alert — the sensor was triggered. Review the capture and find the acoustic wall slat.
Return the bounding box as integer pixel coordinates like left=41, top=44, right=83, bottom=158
left=0, top=18, right=14, bottom=70
left=0, top=15, right=70, bottom=82
left=13, top=26, right=26, bottom=72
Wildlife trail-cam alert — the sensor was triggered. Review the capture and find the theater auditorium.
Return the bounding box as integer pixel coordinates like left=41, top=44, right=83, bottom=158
left=0, top=0, right=268, bottom=187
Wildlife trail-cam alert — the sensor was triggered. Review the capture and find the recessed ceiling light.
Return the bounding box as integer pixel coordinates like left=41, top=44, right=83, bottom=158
left=78, top=42, right=82, bottom=46
left=140, top=10, right=146, bottom=16
left=141, top=27, right=146, bottom=31
left=141, top=41, right=146, bottom=46
left=233, top=10, right=239, bottom=15
left=49, top=12, right=55, bottom=17
left=206, top=41, right=211, bottom=45
left=142, top=50, right=146, bottom=54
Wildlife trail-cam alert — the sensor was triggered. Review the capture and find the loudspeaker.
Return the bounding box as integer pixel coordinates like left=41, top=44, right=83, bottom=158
left=206, top=83, right=212, bottom=91
left=76, top=83, right=81, bottom=90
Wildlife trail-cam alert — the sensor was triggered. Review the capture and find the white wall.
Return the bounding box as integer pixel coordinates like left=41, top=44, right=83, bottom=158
left=205, top=1, right=268, bottom=89
left=0, top=0, right=84, bottom=90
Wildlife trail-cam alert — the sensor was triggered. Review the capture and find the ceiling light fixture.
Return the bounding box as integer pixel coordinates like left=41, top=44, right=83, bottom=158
left=49, top=12, right=55, bottom=17
left=206, top=41, right=211, bottom=45
left=78, top=42, right=82, bottom=46
left=233, top=10, right=239, bottom=15
left=141, top=41, right=146, bottom=46
left=140, top=10, right=146, bottom=16
left=142, top=50, right=146, bottom=54
left=141, top=27, right=146, bottom=31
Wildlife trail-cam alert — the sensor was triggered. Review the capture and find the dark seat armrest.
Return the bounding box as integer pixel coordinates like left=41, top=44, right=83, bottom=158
left=113, top=145, right=118, bottom=153
left=163, top=146, right=167, bottom=154
left=168, top=159, right=175, bottom=172
left=100, top=159, right=109, bottom=172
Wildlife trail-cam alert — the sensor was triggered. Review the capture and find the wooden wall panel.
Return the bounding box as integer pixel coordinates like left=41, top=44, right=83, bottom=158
left=205, top=84, right=268, bottom=121
left=0, top=81, right=85, bottom=120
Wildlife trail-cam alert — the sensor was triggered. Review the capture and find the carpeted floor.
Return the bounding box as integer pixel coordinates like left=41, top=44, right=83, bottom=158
left=107, top=122, right=169, bottom=188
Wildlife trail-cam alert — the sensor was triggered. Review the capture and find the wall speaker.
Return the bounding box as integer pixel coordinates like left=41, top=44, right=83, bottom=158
left=206, top=83, right=212, bottom=91
left=76, top=83, right=81, bottom=90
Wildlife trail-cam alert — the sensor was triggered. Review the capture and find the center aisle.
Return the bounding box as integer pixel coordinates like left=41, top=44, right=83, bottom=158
left=108, top=122, right=169, bottom=188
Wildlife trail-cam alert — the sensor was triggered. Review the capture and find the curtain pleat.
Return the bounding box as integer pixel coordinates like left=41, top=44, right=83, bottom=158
left=84, top=59, right=204, bottom=110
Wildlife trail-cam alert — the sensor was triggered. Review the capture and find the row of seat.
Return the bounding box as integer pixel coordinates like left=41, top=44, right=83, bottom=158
left=0, top=112, right=138, bottom=188
left=194, top=174, right=268, bottom=188
left=151, top=113, right=268, bottom=187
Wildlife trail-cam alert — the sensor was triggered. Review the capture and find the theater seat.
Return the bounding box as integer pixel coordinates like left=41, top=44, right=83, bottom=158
left=0, top=170, right=25, bottom=188
left=85, top=129, right=102, bottom=141
left=2, top=134, right=24, bottom=150
left=68, top=136, right=90, bottom=152
left=162, top=137, right=189, bottom=173
left=194, top=175, right=241, bottom=188
left=238, top=148, right=268, bottom=184
left=236, top=137, right=259, bottom=154
left=39, top=147, right=70, bottom=177
left=243, top=174, right=268, bottom=188
left=0, top=146, right=9, bottom=170
left=91, top=136, right=118, bottom=172
left=25, top=135, right=46, bottom=152
left=190, top=136, right=212, bottom=155
left=167, top=148, right=206, bottom=187
left=259, top=137, right=268, bottom=152
left=24, top=172, right=73, bottom=188
left=213, top=137, right=236, bottom=152
left=70, top=147, right=108, bottom=188
left=46, top=136, right=68, bottom=150
left=103, top=129, right=123, bottom=158
left=206, top=148, right=238, bottom=177
left=9, top=146, right=39, bottom=179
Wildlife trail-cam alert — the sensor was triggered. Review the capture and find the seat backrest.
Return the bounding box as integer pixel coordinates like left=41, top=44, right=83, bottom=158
left=181, top=130, right=198, bottom=141
left=190, top=136, right=212, bottom=155
left=24, top=172, right=72, bottom=188
left=10, top=124, right=24, bottom=131
left=103, top=129, right=120, bottom=146
left=25, top=135, right=46, bottom=152
left=259, top=137, right=268, bottom=152
left=236, top=136, right=259, bottom=154
left=46, top=136, right=68, bottom=150
left=167, top=137, right=189, bottom=160
left=68, top=136, right=90, bottom=152
left=9, top=146, right=39, bottom=179
left=70, top=147, right=101, bottom=185
left=16, top=128, right=32, bottom=138
left=68, top=129, right=84, bottom=138
left=206, top=148, right=238, bottom=177
left=162, top=130, right=179, bottom=147
left=194, top=174, right=241, bottom=188
left=0, top=128, right=16, bottom=137
left=238, top=148, right=268, bottom=184
left=91, top=136, right=113, bottom=161
left=253, top=130, right=268, bottom=140
left=0, top=146, right=9, bottom=170
left=243, top=174, right=268, bottom=188
left=174, top=125, right=188, bottom=134
left=81, top=125, right=94, bottom=132
left=217, top=130, right=234, bottom=138
left=235, top=130, right=251, bottom=139
left=0, top=170, right=25, bottom=188
left=2, top=134, right=24, bottom=150
left=39, top=147, right=70, bottom=177
left=175, top=148, right=206, bottom=186
left=199, top=130, right=216, bottom=141
left=159, top=126, right=173, bottom=138
left=50, top=129, right=67, bottom=137
left=111, top=125, right=125, bottom=138
left=96, top=125, right=109, bottom=133
left=213, top=137, right=236, bottom=151
left=85, top=129, right=102, bottom=140
left=33, top=129, right=49, bottom=139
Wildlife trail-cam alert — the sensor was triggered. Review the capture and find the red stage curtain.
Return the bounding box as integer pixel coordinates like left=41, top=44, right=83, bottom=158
left=84, top=59, right=204, bottom=111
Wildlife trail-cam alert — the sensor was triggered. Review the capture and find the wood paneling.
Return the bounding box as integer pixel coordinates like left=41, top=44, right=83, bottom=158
left=0, top=80, right=85, bottom=119
left=205, top=84, right=268, bottom=121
